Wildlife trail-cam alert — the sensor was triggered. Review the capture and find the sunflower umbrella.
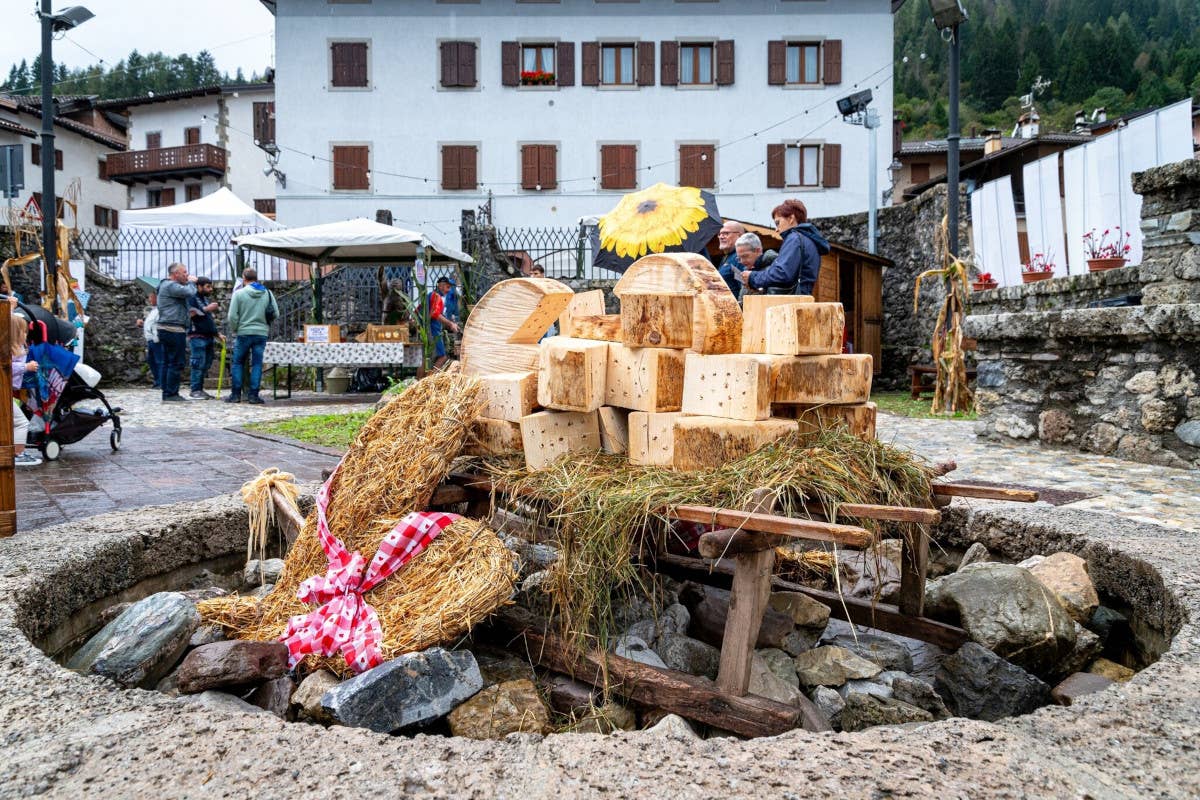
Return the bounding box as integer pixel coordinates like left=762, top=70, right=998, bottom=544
left=593, top=183, right=722, bottom=273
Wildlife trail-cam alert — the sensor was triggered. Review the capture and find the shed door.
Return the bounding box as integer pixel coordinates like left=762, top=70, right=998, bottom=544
left=857, top=261, right=883, bottom=375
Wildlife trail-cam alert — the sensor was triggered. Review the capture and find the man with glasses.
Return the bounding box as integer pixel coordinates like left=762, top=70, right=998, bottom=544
left=712, top=220, right=747, bottom=299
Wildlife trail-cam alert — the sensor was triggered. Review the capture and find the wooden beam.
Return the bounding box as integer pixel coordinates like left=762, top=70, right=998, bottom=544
left=698, top=528, right=787, bottom=559
left=932, top=483, right=1039, bottom=502
left=493, top=607, right=829, bottom=736
left=896, top=524, right=929, bottom=617
left=672, top=505, right=875, bottom=548
left=822, top=502, right=941, bottom=525
left=715, top=488, right=777, bottom=697
left=269, top=488, right=306, bottom=545
left=428, top=483, right=470, bottom=506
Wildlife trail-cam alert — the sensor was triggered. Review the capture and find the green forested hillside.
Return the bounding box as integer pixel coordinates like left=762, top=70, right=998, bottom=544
left=895, top=0, right=1200, bottom=139
left=1, top=50, right=264, bottom=100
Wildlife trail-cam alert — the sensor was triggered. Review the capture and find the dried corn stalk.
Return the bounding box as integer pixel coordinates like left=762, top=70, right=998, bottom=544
left=913, top=215, right=974, bottom=415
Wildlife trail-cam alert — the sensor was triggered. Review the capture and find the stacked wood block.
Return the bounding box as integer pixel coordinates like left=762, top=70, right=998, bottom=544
left=762, top=302, right=845, bottom=356
left=479, top=372, right=539, bottom=422
left=606, top=343, right=685, bottom=412
left=772, top=401, right=878, bottom=440
left=519, top=410, right=601, bottom=471
left=558, top=289, right=606, bottom=338
left=597, top=407, right=630, bottom=454
left=613, top=253, right=743, bottom=354
left=680, top=353, right=774, bottom=421
left=628, top=412, right=682, bottom=466
left=537, top=337, right=609, bottom=413
left=769, top=354, right=873, bottom=405
left=740, top=295, right=813, bottom=353
left=460, top=277, right=575, bottom=376
left=465, top=417, right=525, bottom=457
left=672, top=416, right=798, bottom=471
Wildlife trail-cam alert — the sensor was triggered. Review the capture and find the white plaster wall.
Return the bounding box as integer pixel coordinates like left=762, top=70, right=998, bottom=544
left=272, top=0, right=895, bottom=234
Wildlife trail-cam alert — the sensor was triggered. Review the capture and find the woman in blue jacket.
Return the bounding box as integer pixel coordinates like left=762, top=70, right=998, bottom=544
left=738, top=199, right=830, bottom=295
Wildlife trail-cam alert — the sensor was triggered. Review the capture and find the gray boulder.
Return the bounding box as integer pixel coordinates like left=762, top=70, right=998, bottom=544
left=322, top=647, right=483, bottom=733
left=68, top=592, right=200, bottom=689
left=749, top=653, right=803, bottom=705
left=614, top=635, right=668, bottom=668
left=840, top=694, right=933, bottom=732
left=891, top=674, right=951, bottom=720
left=291, top=669, right=341, bottom=724
left=175, top=641, right=289, bottom=694
left=658, top=603, right=691, bottom=637
left=757, top=648, right=799, bottom=689
left=250, top=676, right=296, bottom=718
left=793, top=646, right=881, bottom=687
left=188, top=626, right=226, bottom=648
left=837, top=541, right=902, bottom=603
left=182, top=690, right=271, bottom=715
left=824, top=633, right=914, bottom=672
left=957, top=542, right=991, bottom=570
left=925, top=562, right=1076, bottom=676
left=768, top=592, right=831, bottom=630
left=475, top=649, right=536, bottom=687
left=1057, top=624, right=1104, bottom=679
left=655, top=633, right=720, bottom=679
left=936, top=642, right=1051, bottom=721
left=645, top=713, right=701, bottom=741
left=243, top=558, right=286, bottom=588
left=837, top=678, right=893, bottom=701
left=780, top=629, right=822, bottom=656
left=808, top=686, right=845, bottom=728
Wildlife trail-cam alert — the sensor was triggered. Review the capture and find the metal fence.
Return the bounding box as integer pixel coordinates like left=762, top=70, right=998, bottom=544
left=75, top=226, right=290, bottom=282
left=495, top=223, right=610, bottom=281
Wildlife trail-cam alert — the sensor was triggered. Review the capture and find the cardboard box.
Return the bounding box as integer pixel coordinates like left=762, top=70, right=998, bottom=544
left=364, top=324, right=409, bottom=343
left=303, top=324, right=341, bottom=344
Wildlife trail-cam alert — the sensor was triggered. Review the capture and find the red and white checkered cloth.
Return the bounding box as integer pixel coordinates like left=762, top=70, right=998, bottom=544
left=280, top=464, right=460, bottom=673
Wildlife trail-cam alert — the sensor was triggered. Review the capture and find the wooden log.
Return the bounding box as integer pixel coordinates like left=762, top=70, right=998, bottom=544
left=740, top=294, right=813, bottom=354
left=605, top=343, right=686, bottom=412
left=270, top=488, right=306, bottom=545
left=772, top=402, right=877, bottom=440
left=932, top=459, right=958, bottom=477
left=614, top=252, right=743, bottom=354
left=672, top=505, right=874, bottom=548
left=680, top=353, right=774, bottom=421
left=519, top=410, right=601, bottom=470
left=897, top=524, right=930, bottom=618
left=627, top=411, right=682, bottom=466
left=428, top=483, right=470, bottom=507
left=460, top=277, right=575, bottom=375
left=698, top=528, right=788, bottom=558
left=619, top=294, right=694, bottom=349
left=671, top=415, right=798, bottom=471
left=569, top=314, right=623, bottom=343
left=932, top=483, right=1039, bottom=502
left=597, top=406, right=630, bottom=455
left=558, top=289, right=605, bottom=338
left=770, top=354, right=873, bottom=405
left=537, top=337, right=609, bottom=413
left=493, top=607, right=827, bottom=736
left=479, top=371, right=539, bottom=422
left=464, top=417, right=524, bottom=457
left=716, top=488, right=779, bottom=697
left=763, top=302, right=845, bottom=356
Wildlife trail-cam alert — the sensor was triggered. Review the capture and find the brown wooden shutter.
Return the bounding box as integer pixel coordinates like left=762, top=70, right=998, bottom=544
left=98, top=158, right=107, bottom=180
left=460, top=42, right=477, bottom=87
left=333, top=145, right=369, bottom=190
left=521, top=145, right=539, bottom=190
left=161, top=187, right=176, bottom=206
left=94, top=206, right=103, bottom=226
left=767, top=41, right=786, bottom=86
left=766, top=143, right=786, bottom=188
left=600, top=145, right=618, bottom=189
left=53, top=149, right=63, bottom=170
left=557, top=42, right=575, bottom=86
left=461, top=145, right=478, bottom=190
left=331, top=42, right=367, bottom=87
left=716, top=40, right=734, bottom=86
left=331, top=42, right=345, bottom=84
left=185, top=127, right=200, bottom=145
left=822, top=143, right=841, bottom=188
left=146, top=131, right=161, bottom=149
left=442, top=146, right=460, bottom=190
left=440, top=42, right=458, bottom=87
left=637, top=42, right=655, bottom=87
left=582, top=42, right=599, bottom=86
left=112, top=209, right=118, bottom=227
left=253, top=102, right=275, bottom=146
left=186, top=184, right=202, bottom=202
left=501, top=41, right=520, bottom=87
left=540, top=144, right=557, bottom=190
left=660, top=41, right=679, bottom=86
left=31, top=144, right=40, bottom=165
left=619, top=145, right=636, bottom=189
left=823, top=39, right=842, bottom=85
left=680, top=144, right=714, bottom=189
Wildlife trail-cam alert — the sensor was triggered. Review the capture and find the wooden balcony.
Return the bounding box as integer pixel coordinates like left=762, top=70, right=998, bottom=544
left=104, top=144, right=227, bottom=184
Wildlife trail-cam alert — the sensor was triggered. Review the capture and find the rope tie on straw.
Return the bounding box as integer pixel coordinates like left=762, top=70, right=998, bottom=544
left=241, top=467, right=300, bottom=571
left=280, top=462, right=461, bottom=673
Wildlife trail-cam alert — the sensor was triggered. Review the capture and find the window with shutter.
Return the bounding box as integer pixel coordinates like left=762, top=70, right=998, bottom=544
left=517, top=43, right=556, bottom=86
left=637, top=41, right=655, bottom=87
left=556, top=42, right=575, bottom=86
left=766, top=143, right=785, bottom=188
left=332, top=144, right=370, bottom=190
left=582, top=42, right=600, bottom=86
left=442, top=145, right=478, bottom=190
left=600, top=44, right=635, bottom=85
left=94, top=206, right=119, bottom=228
left=98, top=158, right=108, bottom=181
left=458, top=41, right=477, bottom=87
left=440, top=41, right=476, bottom=88
left=330, top=41, right=369, bottom=88
left=822, top=39, right=842, bottom=85
left=31, top=144, right=40, bottom=166
left=678, top=43, right=712, bottom=86
left=821, top=143, right=841, bottom=188
left=185, top=127, right=200, bottom=145
left=186, top=184, right=202, bottom=202
left=716, top=40, right=734, bottom=85
left=253, top=102, right=276, bottom=146
left=768, top=143, right=823, bottom=188
left=679, top=144, right=715, bottom=189
left=600, top=144, right=636, bottom=190
left=910, top=162, right=930, bottom=184
left=521, top=144, right=557, bottom=190
left=254, top=199, right=276, bottom=216
left=785, top=42, right=821, bottom=85
left=146, top=132, right=162, bottom=149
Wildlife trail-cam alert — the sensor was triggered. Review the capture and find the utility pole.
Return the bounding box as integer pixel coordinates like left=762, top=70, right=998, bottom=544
left=946, top=23, right=960, bottom=258
left=39, top=0, right=58, bottom=313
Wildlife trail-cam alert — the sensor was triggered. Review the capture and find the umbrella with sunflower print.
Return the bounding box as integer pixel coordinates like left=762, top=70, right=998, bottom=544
left=593, top=183, right=723, bottom=273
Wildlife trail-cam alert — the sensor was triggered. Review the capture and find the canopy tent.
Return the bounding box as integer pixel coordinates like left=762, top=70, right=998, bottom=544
left=115, top=187, right=285, bottom=280
left=232, top=218, right=473, bottom=265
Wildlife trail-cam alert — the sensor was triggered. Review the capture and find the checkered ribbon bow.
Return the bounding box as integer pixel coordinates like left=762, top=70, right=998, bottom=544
left=280, top=468, right=460, bottom=673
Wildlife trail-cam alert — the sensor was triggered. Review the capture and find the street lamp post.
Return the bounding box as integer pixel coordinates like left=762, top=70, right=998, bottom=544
left=928, top=0, right=967, bottom=258
left=838, top=89, right=880, bottom=254
left=37, top=3, right=93, bottom=314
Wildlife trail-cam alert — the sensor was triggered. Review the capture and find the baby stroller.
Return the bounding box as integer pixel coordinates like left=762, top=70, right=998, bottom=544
left=16, top=301, right=122, bottom=461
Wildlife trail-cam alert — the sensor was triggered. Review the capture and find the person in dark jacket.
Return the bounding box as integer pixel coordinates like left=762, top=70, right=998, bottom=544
left=733, top=232, right=779, bottom=295
left=711, top=221, right=747, bottom=299
left=738, top=199, right=830, bottom=296
left=187, top=277, right=222, bottom=399
left=157, top=263, right=198, bottom=402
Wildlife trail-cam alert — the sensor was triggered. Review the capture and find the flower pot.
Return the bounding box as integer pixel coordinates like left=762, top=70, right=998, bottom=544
left=1022, top=271, right=1053, bottom=283
left=971, top=281, right=998, bottom=291
left=1087, top=258, right=1127, bottom=272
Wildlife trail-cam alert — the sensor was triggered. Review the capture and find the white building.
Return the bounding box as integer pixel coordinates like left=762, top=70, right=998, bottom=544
left=99, top=84, right=278, bottom=216
left=264, top=0, right=902, bottom=231
left=0, top=95, right=129, bottom=231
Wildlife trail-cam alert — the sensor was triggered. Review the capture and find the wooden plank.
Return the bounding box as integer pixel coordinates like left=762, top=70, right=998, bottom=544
left=763, top=302, right=845, bottom=356
left=569, top=314, right=623, bottom=343
left=770, top=354, right=873, bottom=405
left=479, top=372, right=539, bottom=422
left=821, top=502, right=941, bottom=525
left=932, top=483, right=1039, bottom=502
left=460, top=277, right=575, bottom=375
left=537, top=337, right=609, bottom=413
left=627, top=411, right=681, bottom=466
left=680, top=353, right=774, bottom=421
left=605, top=343, right=685, bottom=412
left=428, top=483, right=470, bottom=507
left=741, top=294, right=813, bottom=354
left=270, top=488, right=306, bottom=545
left=671, top=416, right=798, bottom=471
left=716, top=489, right=779, bottom=697
left=493, top=607, right=827, bottom=736
left=558, top=289, right=606, bottom=338
left=519, top=410, right=601, bottom=471
left=620, top=293, right=694, bottom=349
left=614, top=252, right=743, bottom=354
left=897, top=524, right=930, bottom=617
left=464, top=417, right=524, bottom=457
left=597, top=406, right=630, bottom=454
left=671, top=505, right=875, bottom=548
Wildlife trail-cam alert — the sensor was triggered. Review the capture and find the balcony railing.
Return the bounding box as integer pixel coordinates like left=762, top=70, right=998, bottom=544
left=104, top=143, right=227, bottom=183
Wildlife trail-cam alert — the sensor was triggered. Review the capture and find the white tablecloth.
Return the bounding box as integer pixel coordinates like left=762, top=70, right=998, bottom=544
left=263, top=341, right=423, bottom=369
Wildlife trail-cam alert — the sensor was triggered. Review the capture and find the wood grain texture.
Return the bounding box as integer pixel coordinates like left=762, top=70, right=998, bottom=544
left=740, top=294, right=813, bottom=353
left=627, top=411, right=682, bottom=466
left=716, top=489, right=778, bottom=696
left=536, top=337, right=609, bottom=412
left=614, top=252, right=743, bottom=354
left=619, top=294, right=694, bottom=349
left=772, top=401, right=877, bottom=440
left=479, top=371, right=539, bottom=422
left=597, top=406, right=630, bottom=454
left=460, top=277, right=574, bottom=375
left=558, top=289, right=606, bottom=338
left=465, top=417, right=524, bottom=457
left=671, top=415, right=797, bottom=471
left=671, top=505, right=874, bottom=548
left=519, top=409, right=601, bottom=470
left=769, top=354, right=873, bottom=405
left=763, top=302, right=845, bottom=356
left=680, top=353, right=774, bottom=421
left=931, top=483, right=1039, bottom=502
left=605, top=343, right=685, bottom=412
left=569, top=313, right=624, bottom=342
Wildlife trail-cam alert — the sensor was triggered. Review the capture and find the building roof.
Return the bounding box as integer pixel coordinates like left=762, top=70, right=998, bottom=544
left=0, top=94, right=127, bottom=150
left=901, top=132, right=1091, bottom=200
left=900, top=132, right=1090, bottom=157
left=0, top=117, right=37, bottom=139
left=96, top=82, right=272, bottom=110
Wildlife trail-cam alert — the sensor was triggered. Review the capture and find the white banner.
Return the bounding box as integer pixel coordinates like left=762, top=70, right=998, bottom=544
left=1022, top=154, right=1066, bottom=277
left=970, top=176, right=1022, bottom=287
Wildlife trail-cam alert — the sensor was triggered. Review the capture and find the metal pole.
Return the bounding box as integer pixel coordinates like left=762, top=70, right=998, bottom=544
left=946, top=23, right=961, bottom=258
left=39, top=0, right=58, bottom=313
left=867, top=112, right=879, bottom=255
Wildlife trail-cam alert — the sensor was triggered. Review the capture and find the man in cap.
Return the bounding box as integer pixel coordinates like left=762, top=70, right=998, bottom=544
left=428, top=276, right=460, bottom=370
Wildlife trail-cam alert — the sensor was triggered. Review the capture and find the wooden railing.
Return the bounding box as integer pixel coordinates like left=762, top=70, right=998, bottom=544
left=104, top=143, right=227, bottom=179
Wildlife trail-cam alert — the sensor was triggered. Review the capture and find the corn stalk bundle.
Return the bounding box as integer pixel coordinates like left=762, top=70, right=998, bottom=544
left=913, top=215, right=975, bottom=415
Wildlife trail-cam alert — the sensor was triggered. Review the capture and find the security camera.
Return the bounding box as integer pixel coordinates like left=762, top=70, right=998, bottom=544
left=837, top=89, right=873, bottom=117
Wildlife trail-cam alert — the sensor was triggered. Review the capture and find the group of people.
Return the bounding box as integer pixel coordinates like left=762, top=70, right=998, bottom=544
left=138, top=265, right=279, bottom=403
left=711, top=199, right=830, bottom=301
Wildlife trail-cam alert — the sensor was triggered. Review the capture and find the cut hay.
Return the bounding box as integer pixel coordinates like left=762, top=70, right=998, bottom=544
left=200, top=371, right=519, bottom=675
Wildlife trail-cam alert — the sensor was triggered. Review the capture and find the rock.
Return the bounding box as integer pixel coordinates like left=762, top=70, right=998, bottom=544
left=188, top=626, right=226, bottom=648
left=658, top=603, right=690, bottom=637
left=175, top=641, right=290, bottom=694
left=837, top=540, right=902, bottom=603
left=568, top=702, right=636, bottom=734
left=654, top=633, right=720, bottom=679
left=613, top=635, right=668, bottom=669
left=98, top=601, right=132, bottom=626
left=781, top=629, right=822, bottom=656
left=1038, top=409, right=1074, bottom=443
left=839, top=694, right=933, bottom=732
left=891, top=674, right=951, bottom=720
left=1176, top=419, right=1200, bottom=447
left=768, top=592, right=831, bottom=630
left=808, top=686, right=845, bottom=728
left=322, top=648, right=483, bottom=733
left=625, top=619, right=659, bottom=646
left=475, top=649, right=536, bottom=687
left=1026, top=552, right=1099, bottom=625
left=644, top=713, right=700, bottom=741
left=292, top=669, right=340, bottom=724
left=180, top=586, right=228, bottom=604
left=1058, top=624, right=1104, bottom=677
left=515, top=570, right=553, bottom=613
left=749, top=652, right=803, bottom=705
left=793, top=646, right=882, bottom=687
left=250, top=583, right=275, bottom=599
left=688, top=587, right=793, bottom=649
left=837, top=679, right=892, bottom=701
left=155, top=668, right=181, bottom=698
left=182, top=690, right=271, bottom=715
left=67, top=592, right=200, bottom=689
left=447, top=679, right=551, bottom=739
left=824, top=633, right=914, bottom=672
left=957, top=542, right=991, bottom=570
left=1085, top=606, right=1128, bottom=646
left=936, top=642, right=1051, bottom=721
left=541, top=674, right=599, bottom=716
left=243, top=558, right=286, bottom=588
left=924, top=562, right=1076, bottom=676
left=1052, top=672, right=1115, bottom=706
left=506, top=540, right=560, bottom=578
left=757, top=648, right=799, bottom=688
left=1087, top=657, right=1135, bottom=683
left=250, top=676, right=295, bottom=718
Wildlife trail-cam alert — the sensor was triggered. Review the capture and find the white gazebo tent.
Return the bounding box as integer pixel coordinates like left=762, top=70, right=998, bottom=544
left=117, top=188, right=285, bottom=280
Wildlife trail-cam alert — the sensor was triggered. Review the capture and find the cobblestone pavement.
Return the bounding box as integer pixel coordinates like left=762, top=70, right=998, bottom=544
left=877, top=413, right=1200, bottom=532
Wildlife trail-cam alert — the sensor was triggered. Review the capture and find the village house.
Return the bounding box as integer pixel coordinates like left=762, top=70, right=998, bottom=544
left=97, top=83, right=278, bottom=216
left=261, top=0, right=904, bottom=229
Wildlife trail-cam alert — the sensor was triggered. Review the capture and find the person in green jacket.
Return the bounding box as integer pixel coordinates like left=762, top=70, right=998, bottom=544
left=225, top=268, right=279, bottom=404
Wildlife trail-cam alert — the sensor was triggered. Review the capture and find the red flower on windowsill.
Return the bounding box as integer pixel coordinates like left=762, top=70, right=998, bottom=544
left=520, top=70, right=556, bottom=86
